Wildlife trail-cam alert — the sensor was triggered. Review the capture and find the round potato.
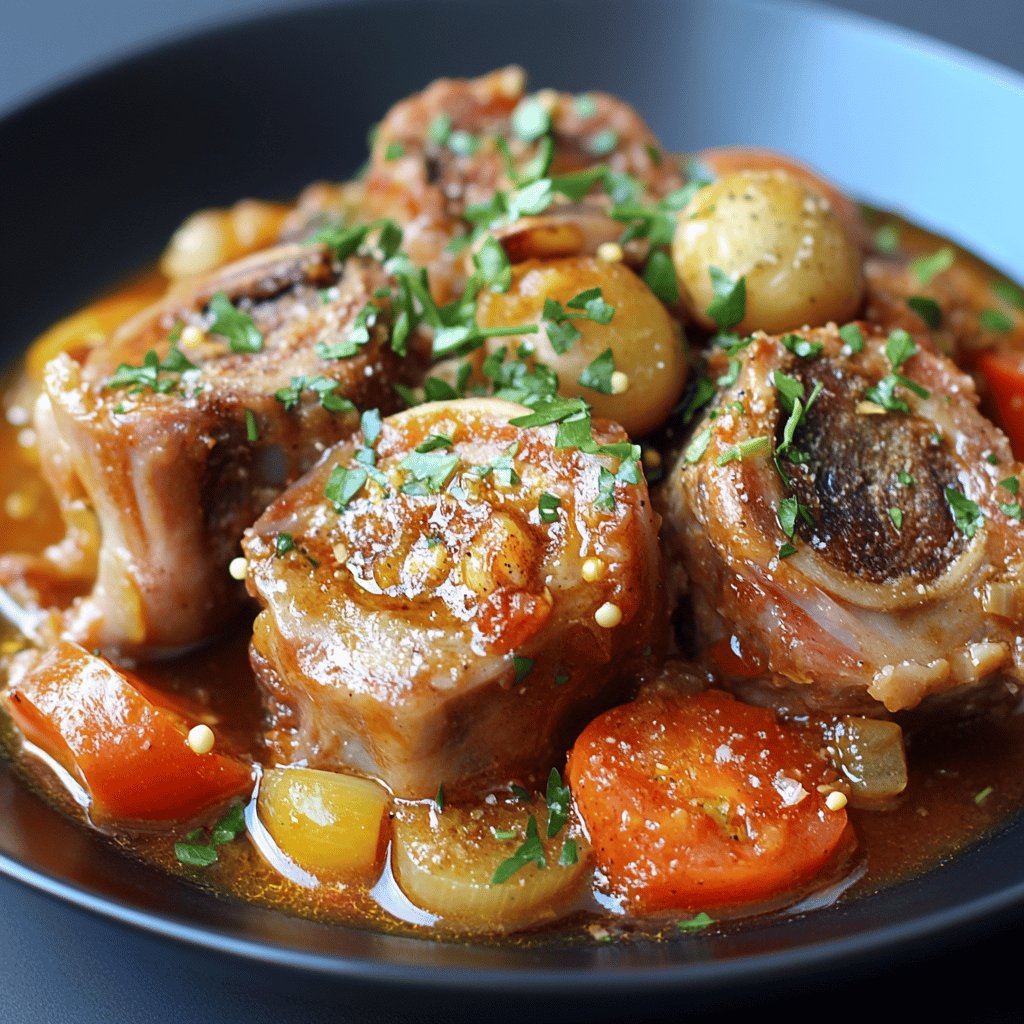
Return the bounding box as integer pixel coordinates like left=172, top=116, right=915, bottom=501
left=476, top=257, right=687, bottom=437
left=673, top=170, right=864, bottom=335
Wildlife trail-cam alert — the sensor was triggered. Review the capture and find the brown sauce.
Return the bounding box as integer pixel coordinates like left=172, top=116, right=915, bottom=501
left=2, top=209, right=1024, bottom=945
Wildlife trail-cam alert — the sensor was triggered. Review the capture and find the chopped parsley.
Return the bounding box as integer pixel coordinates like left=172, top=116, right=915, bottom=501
left=777, top=496, right=813, bottom=539
left=684, top=425, right=713, bottom=464
left=587, top=128, right=619, bottom=156
left=207, top=292, right=263, bottom=353
left=106, top=344, right=198, bottom=394
left=578, top=349, right=616, bottom=394
left=414, top=433, right=454, bottom=454
left=447, top=129, right=481, bottom=157
left=909, top=246, right=955, bottom=286
left=888, top=507, right=904, bottom=529
left=907, top=296, right=942, bottom=329
left=839, top=322, right=865, bottom=353
left=491, top=814, right=546, bottom=884
left=573, top=93, right=597, bottom=119
left=399, top=450, right=461, bottom=494
left=512, top=655, right=534, bottom=685
left=863, top=329, right=929, bottom=412
left=511, top=96, right=551, bottom=142
left=174, top=803, right=246, bottom=867
left=706, top=267, right=746, bottom=332
left=469, top=443, right=520, bottom=487
left=537, top=492, right=561, bottom=523
left=873, top=223, right=901, bottom=254
left=244, top=408, right=259, bottom=442
left=677, top=912, right=715, bottom=933
left=979, top=308, right=1013, bottom=334
left=275, top=375, right=356, bottom=414
left=383, top=141, right=405, bottom=161
left=715, top=435, right=770, bottom=466
left=643, top=249, right=680, bottom=305
left=680, top=375, right=716, bottom=424
left=325, top=465, right=369, bottom=510
left=992, top=279, right=1024, bottom=311
left=781, top=333, right=823, bottom=359
left=944, top=486, right=983, bottom=538
left=428, top=113, right=452, bottom=146
left=545, top=768, right=571, bottom=838
left=435, top=783, right=445, bottom=811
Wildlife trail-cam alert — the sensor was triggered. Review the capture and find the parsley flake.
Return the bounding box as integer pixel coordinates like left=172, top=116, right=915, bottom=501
left=944, top=487, right=983, bottom=538
left=400, top=450, right=461, bottom=494
left=491, top=815, right=546, bottom=884
left=511, top=96, right=551, bottom=142
left=545, top=768, right=571, bottom=838
left=677, top=912, right=715, bottom=933
left=325, top=465, right=369, bottom=510
left=888, top=507, right=904, bottom=529
left=873, top=223, right=901, bottom=254
left=706, top=267, right=746, bottom=332
left=781, top=333, right=823, bottom=359
left=839, top=323, right=865, bottom=353
left=537, top=492, right=561, bottom=523
left=174, top=804, right=246, bottom=868
left=207, top=292, right=263, bottom=353
left=578, top=349, right=617, bottom=394
left=980, top=308, right=1013, bottom=334
left=643, top=249, right=680, bottom=305
left=910, top=246, right=955, bottom=286
left=907, top=296, right=942, bottom=329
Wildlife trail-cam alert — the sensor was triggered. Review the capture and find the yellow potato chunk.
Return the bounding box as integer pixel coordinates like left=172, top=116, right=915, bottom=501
left=257, top=767, right=389, bottom=881
left=673, top=169, right=864, bottom=334
left=476, top=257, right=687, bottom=437
left=391, top=797, right=589, bottom=932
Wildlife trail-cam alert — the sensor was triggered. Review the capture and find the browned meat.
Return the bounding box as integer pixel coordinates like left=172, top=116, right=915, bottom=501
left=864, top=251, right=1024, bottom=367
left=362, top=66, right=683, bottom=300
left=660, top=323, right=1024, bottom=716
left=242, top=397, right=664, bottom=799
left=27, top=243, right=426, bottom=655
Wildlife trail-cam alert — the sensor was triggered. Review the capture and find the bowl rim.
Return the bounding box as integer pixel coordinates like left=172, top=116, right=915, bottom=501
left=3, top=0, right=1024, bottom=1001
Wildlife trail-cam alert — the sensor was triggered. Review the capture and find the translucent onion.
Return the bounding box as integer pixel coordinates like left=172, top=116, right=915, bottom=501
left=827, top=717, right=907, bottom=805
left=391, top=797, right=589, bottom=932
left=257, top=767, right=390, bottom=881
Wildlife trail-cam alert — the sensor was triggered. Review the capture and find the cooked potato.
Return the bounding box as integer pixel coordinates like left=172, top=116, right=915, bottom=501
left=673, top=169, right=864, bottom=335
left=257, top=767, right=390, bottom=881
left=391, top=797, right=589, bottom=932
left=476, top=256, right=687, bottom=436
left=160, top=199, right=290, bottom=279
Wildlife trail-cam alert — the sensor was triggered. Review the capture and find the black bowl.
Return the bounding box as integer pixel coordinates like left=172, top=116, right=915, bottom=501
left=2, top=1, right=1024, bottom=1021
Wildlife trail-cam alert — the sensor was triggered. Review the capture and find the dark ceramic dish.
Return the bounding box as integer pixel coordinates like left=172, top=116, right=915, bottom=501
left=2, top=0, right=1024, bottom=1019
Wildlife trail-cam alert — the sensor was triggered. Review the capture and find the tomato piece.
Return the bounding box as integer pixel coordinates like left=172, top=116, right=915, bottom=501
left=4, top=641, right=252, bottom=826
left=977, top=351, right=1024, bottom=459
left=567, top=688, right=851, bottom=913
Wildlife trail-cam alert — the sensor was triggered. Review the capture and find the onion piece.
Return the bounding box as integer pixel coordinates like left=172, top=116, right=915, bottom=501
left=827, top=717, right=908, bottom=806
left=256, top=767, right=390, bottom=881
left=391, top=796, right=589, bottom=932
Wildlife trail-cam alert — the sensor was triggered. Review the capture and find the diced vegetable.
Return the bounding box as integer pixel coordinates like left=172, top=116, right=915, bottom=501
left=3, top=641, right=252, bottom=826
left=257, top=767, right=389, bottom=880
left=977, top=351, right=1024, bottom=459
left=391, top=796, right=588, bottom=931
left=827, top=717, right=908, bottom=805
left=567, top=688, right=852, bottom=912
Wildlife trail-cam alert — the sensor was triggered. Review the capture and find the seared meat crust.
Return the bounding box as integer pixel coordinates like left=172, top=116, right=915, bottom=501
left=30, top=244, right=426, bottom=654
left=242, top=398, right=664, bottom=798
left=661, top=324, right=1024, bottom=716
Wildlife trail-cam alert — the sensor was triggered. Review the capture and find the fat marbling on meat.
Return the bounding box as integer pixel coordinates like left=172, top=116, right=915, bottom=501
left=661, top=323, right=1024, bottom=716
left=242, top=398, right=664, bottom=799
